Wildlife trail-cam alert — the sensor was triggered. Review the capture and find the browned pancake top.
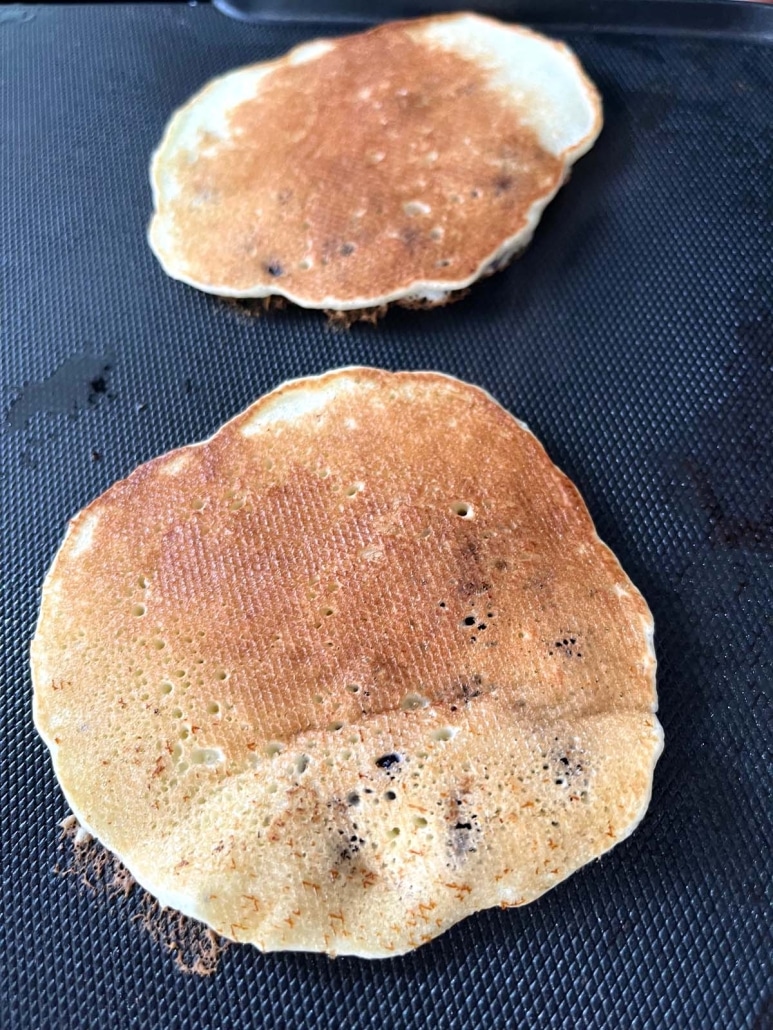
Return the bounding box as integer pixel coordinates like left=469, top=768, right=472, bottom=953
left=33, top=370, right=660, bottom=957
left=158, top=22, right=567, bottom=302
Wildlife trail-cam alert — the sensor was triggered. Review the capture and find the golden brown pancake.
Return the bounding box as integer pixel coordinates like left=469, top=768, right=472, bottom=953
left=32, top=368, right=662, bottom=957
left=149, top=15, right=602, bottom=310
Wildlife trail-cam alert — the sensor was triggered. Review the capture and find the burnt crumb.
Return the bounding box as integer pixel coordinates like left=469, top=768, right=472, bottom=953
left=326, top=304, right=389, bottom=327
left=224, top=288, right=470, bottom=328
left=218, top=295, right=288, bottom=319
left=375, top=753, right=401, bottom=771
left=265, top=261, right=284, bottom=277
left=325, top=290, right=469, bottom=326
left=56, top=816, right=227, bottom=975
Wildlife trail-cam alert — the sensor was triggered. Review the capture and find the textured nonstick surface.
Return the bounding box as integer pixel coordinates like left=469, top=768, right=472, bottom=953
left=1, top=7, right=771, bottom=1028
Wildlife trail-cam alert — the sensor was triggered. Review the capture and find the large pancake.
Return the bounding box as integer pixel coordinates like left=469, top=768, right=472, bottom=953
left=32, top=368, right=662, bottom=958
left=148, top=15, right=602, bottom=311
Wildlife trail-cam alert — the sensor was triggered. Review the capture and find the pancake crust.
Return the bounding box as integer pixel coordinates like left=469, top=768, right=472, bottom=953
left=149, top=15, right=602, bottom=309
left=33, top=369, right=662, bottom=957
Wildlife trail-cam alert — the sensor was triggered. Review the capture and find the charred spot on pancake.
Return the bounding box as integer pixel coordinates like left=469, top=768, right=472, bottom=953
left=375, top=752, right=401, bottom=771
left=265, top=261, right=284, bottom=278
left=548, top=634, right=583, bottom=658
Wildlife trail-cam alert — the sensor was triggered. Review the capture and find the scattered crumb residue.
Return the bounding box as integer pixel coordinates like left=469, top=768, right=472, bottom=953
left=55, top=815, right=229, bottom=976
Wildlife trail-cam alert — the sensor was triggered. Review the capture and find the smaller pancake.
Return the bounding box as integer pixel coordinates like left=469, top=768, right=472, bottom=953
left=149, top=14, right=602, bottom=311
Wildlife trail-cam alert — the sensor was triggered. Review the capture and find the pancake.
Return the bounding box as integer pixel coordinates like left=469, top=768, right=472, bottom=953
left=148, top=15, right=602, bottom=311
left=32, top=368, right=662, bottom=958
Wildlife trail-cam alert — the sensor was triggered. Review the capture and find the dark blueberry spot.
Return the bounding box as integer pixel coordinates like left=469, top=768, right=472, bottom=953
left=454, top=822, right=473, bottom=830
left=347, top=792, right=360, bottom=806
left=563, top=639, right=569, bottom=646
left=89, top=376, right=107, bottom=396
left=439, top=601, right=446, bottom=608
left=375, top=753, right=401, bottom=770
left=266, top=262, right=283, bottom=277
left=385, top=790, right=396, bottom=801
left=340, top=243, right=355, bottom=256
left=560, top=757, right=570, bottom=766
left=464, top=616, right=476, bottom=626
left=555, top=779, right=564, bottom=785
left=477, top=623, right=487, bottom=631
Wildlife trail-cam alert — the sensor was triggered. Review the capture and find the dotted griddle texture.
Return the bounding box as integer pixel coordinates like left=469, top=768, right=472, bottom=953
left=1, top=5, right=771, bottom=1029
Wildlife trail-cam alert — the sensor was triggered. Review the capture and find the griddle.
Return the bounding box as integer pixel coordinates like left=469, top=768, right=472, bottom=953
left=1, top=4, right=771, bottom=1028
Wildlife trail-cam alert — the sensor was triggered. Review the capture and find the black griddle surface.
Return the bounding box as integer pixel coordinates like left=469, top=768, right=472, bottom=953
left=1, top=6, right=771, bottom=1029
